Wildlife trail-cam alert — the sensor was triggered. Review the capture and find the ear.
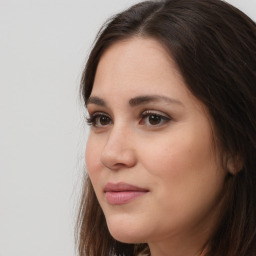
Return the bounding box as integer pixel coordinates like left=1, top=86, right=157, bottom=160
left=227, top=154, right=243, bottom=175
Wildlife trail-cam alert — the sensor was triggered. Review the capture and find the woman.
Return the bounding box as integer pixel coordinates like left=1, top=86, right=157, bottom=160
left=76, top=0, right=256, bottom=255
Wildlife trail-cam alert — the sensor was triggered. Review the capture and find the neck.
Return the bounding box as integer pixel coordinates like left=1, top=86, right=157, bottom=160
left=148, top=233, right=208, bottom=256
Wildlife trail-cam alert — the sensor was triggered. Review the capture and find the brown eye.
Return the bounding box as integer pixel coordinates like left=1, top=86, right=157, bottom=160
left=148, top=114, right=162, bottom=125
left=98, top=115, right=111, bottom=126
left=86, top=113, right=112, bottom=127
left=140, top=111, right=171, bottom=127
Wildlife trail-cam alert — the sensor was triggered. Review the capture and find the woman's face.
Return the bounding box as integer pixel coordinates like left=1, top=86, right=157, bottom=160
left=86, top=37, right=227, bottom=252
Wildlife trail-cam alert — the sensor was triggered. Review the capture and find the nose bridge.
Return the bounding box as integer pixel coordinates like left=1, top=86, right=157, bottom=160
left=100, top=122, right=136, bottom=169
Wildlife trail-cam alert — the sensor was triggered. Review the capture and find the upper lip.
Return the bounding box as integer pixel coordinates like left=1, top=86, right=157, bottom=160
left=104, top=182, right=149, bottom=192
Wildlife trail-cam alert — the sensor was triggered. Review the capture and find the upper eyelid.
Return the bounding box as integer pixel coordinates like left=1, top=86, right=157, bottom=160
left=142, top=110, right=169, bottom=116
left=88, top=111, right=111, bottom=118
left=88, top=109, right=171, bottom=118
left=141, top=110, right=172, bottom=119
left=87, top=104, right=110, bottom=113
left=86, top=111, right=113, bottom=123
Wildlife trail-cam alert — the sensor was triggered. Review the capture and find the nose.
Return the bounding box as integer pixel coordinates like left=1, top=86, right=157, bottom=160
left=100, top=126, right=137, bottom=170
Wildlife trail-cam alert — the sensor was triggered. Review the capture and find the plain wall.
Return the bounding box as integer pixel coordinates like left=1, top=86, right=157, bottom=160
left=0, top=1, right=255, bottom=256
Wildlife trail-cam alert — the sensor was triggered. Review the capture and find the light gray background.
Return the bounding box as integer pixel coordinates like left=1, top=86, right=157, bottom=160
left=0, top=1, right=255, bottom=256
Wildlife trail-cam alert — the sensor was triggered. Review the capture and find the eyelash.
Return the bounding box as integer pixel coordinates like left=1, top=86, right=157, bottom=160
left=140, top=111, right=171, bottom=126
left=86, top=112, right=112, bottom=127
left=86, top=111, right=171, bottom=128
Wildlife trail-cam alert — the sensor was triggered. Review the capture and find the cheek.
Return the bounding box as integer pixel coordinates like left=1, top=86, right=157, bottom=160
left=140, top=129, right=216, bottom=179
left=138, top=125, right=224, bottom=208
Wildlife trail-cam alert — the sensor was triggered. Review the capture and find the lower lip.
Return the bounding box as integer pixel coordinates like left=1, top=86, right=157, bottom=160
left=105, top=191, right=148, bottom=205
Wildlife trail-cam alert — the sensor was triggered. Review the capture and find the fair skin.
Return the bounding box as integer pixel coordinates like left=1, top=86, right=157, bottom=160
left=86, top=37, right=227, bottom=256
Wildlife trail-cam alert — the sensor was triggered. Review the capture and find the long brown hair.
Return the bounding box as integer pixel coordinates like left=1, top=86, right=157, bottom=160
left=77, top=0, right=256, bottom=255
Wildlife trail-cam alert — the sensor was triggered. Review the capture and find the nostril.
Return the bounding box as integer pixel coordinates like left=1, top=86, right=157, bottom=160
left=99, top=127, right=136, bottom=170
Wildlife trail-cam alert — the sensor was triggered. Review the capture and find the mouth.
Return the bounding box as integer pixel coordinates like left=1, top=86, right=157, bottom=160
left=103, top=182, right=149, bottom=205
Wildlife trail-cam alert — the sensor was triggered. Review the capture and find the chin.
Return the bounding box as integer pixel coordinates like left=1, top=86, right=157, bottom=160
left=106, top=216, right=147, bottom=244
left=109, top=229, right=145, bottom=244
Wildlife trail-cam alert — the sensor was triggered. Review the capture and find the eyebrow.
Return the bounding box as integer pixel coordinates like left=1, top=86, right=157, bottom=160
left=129, top=95, right=183, bottom=107
left=86, top=95, right=183, bottom=107
left=86, top=96, right=106, bottom=106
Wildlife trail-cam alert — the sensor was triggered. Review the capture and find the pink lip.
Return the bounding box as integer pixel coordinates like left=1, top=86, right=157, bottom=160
left=104, top=182, right=149, bottom=205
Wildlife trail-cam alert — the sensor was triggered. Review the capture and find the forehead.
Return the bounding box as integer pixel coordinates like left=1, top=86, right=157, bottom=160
left=92, top=37, right=189, bottom=98
left=99, top=36, right=173, bottom=68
